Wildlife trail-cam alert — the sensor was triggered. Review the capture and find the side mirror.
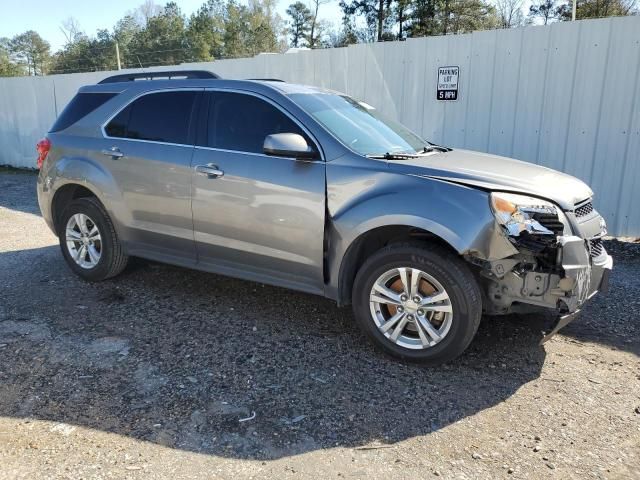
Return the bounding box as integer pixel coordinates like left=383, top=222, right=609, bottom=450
left=263, top=133, right=317, bottom=160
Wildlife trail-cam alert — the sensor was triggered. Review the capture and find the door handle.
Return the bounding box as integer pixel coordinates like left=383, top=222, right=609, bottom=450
left=101, top=147, right=124, bottom=159
left=195, top=164, right=224, bottom=178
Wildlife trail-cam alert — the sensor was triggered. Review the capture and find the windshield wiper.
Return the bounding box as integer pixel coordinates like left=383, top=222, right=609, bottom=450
left=367, top=152, right=420, bottom=160
left=423, top=143, right=451, bottom=153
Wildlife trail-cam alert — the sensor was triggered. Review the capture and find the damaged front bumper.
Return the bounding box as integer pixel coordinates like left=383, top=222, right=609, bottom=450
left=480, top=234, right=612, bottom=339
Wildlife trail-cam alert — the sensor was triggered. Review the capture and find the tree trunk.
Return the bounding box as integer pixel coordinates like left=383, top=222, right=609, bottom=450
left=310, top=1, right=319, bottom=48
left=378, top=0, right=384, bottom=41
left=443, top=0, right=449, bottom=35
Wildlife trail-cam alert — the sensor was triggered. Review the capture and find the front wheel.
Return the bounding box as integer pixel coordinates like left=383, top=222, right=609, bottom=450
left=352, top=243, right=482, bottom=364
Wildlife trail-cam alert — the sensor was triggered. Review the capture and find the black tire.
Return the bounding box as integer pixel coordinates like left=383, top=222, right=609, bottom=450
left=57, top=197, right=129, bottom=281
left=352, top=242, right=482, bottom=365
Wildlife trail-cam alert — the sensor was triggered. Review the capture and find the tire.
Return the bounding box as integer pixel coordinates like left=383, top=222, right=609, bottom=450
left=352, top=242, right=482, bottom=364
left=57, top=197, right=129, bottom=281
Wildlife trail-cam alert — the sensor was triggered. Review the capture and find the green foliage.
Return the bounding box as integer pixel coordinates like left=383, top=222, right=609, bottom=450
left=0, top=38, right=23, bottom=77
left=186, top=0, right=225, bottom=61
left=286, top=2, right=314, bottom=47
left=8, top=31, right=51, bottom=75
left=556, top=0, right=638, bottom=20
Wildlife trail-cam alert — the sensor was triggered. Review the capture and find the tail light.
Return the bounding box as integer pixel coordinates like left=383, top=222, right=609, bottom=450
left=36, top=137, right=51, bottom=169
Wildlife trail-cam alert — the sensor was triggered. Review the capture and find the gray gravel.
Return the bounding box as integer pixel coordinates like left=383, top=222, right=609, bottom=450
left=1, top=170, right=639, bottom=479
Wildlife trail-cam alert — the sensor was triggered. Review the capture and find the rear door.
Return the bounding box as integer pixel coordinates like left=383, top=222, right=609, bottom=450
left=190, top=90, right=326, bottom=294
left=100, top=89, right=202, bottom=264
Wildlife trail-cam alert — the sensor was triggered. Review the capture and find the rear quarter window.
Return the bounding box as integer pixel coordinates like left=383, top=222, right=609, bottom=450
left=50, top=92, right=118, bottom=132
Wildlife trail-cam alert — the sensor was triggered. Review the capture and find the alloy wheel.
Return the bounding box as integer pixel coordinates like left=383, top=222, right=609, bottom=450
left=65, top=213, right=102, bottom=269
left=369, top=267, right=453, bottom=350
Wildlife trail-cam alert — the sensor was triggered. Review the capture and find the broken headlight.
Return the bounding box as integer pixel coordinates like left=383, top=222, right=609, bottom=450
left=490, top=192, right=564, bottom=238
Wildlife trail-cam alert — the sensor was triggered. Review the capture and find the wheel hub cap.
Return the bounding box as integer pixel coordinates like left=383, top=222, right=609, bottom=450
left=65, top=213, right=102, bottom=269
left=369, top=267, right=453, bottom=350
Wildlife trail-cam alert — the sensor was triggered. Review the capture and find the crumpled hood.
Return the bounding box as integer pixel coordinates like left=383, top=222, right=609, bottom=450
left=388, top=149, right=593, bottom=210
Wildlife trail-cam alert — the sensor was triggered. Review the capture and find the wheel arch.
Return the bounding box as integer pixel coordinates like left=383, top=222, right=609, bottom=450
left=51, top=183, right=102, bottom=234
left=334, top=221, right=464, bottom=307
left=45, top=155, right=125, bottom=237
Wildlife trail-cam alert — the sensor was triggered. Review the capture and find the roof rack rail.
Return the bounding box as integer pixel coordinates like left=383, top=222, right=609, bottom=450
left=98, top=70, right=220, bottom=84
left=247, top=78, right=285, bottom=82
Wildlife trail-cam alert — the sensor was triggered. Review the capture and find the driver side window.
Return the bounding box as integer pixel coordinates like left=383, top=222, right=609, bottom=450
left=206, top=92, right=311, bottom=154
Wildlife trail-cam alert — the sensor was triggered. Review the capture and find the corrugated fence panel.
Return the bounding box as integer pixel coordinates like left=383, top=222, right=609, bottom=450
left=511, top=25, right=550, bottom=164
left=421, top=34, right=449, bottom=142
left=0, top=76, right=56, bottom=168
left=441, top=34, right=472, bottom=148
left=615, top=27, right=640, bottom=237
left=488, top=28, right=522, bottom=158
left=464, top=29, right=498, bottom=153
left=563, top=19, right=612, bottom=183
left=537, top=21, right=581, bottom=172
left=0, top=17, right=638, bottom=235
left=589, top=17, right=640, bottom=232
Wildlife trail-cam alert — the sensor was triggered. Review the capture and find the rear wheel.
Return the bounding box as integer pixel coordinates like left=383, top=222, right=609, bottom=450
left=58, top=197, right=129, bottom=281
left=352, top=243, right=482, bottom=364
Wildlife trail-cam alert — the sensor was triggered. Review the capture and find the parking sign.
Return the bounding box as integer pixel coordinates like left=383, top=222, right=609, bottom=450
left=437, top=66, right=459, bottom=101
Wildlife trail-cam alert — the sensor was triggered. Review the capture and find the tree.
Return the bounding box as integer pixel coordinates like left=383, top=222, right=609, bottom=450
left=436, top=0, right=500, bottom=35
left=528, top=0, right=561, bottom=24
left=286, top=2, right=313, bottom=47
left=308, top=0, right=330, bottom=47
left=129, top=2, right=189, bottom=67
left=60, top=17, right=84, bottom=45
left=327, top=16, right=360, bottom=46
left=407, top=0, right=439, bottom=37
left=0, top=38, right=23, bottom=76
left=134, top=0, right=163, bottom=25
left=395, top=0, right=412, bottom=39
left=495, top=0, right=525, bottom=27
left=9, top=31, right=51, bottom=75
left=556, top=0, right=637, bottom=19
left=186, top=0, right=225, bottom=61
left=339, top=0, right=393, bottom=41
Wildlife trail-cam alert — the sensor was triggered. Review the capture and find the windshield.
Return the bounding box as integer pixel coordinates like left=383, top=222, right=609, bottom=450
left=289, top=92, right=427, bottom=156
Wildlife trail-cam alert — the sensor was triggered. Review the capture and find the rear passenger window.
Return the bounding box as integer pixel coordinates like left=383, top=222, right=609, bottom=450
left=207, top=92, right=308, bottom=154
left=51, top=92, right=117, bottom=132
left=105, top=91, right=197, bottom=145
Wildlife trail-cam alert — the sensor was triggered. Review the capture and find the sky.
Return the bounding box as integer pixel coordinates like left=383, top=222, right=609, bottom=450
left=0, top=0, right=344, bottom=52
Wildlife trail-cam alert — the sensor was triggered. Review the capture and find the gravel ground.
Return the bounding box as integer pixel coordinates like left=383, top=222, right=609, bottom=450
left=0, top=170, right=638, bottom=479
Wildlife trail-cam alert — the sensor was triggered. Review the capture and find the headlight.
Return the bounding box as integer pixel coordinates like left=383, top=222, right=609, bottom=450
left=490, top=192, right=561, bottom=237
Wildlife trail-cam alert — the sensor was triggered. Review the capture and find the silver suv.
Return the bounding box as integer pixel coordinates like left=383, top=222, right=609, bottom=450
left=37, top=70, right=612, bottom=364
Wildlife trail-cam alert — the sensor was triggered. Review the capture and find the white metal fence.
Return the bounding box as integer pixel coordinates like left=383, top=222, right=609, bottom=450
left=1, top=16, right=638, bottom=236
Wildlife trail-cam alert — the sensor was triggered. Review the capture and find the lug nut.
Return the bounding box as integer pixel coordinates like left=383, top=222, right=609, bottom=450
left=400, top=295, right=408, bottom=302
left=413, top=296, right=421, bottom=303
left=397, top=306, right=404, bottom=312
left=407, top=314, right=414, bottom=320
left=417, top=309, right=425, bottom=316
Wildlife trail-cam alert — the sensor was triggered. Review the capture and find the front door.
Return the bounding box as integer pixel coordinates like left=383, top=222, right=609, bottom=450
left=190, top=91, right=326, bottom=294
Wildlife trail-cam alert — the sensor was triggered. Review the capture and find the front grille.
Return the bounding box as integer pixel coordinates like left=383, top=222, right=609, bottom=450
left=575, top=201, right=594, bottom=217
left=590, top=238, right=604, bottom=258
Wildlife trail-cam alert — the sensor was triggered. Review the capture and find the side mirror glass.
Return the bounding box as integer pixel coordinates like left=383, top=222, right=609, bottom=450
left=263, top=133, right=317, bottom=160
